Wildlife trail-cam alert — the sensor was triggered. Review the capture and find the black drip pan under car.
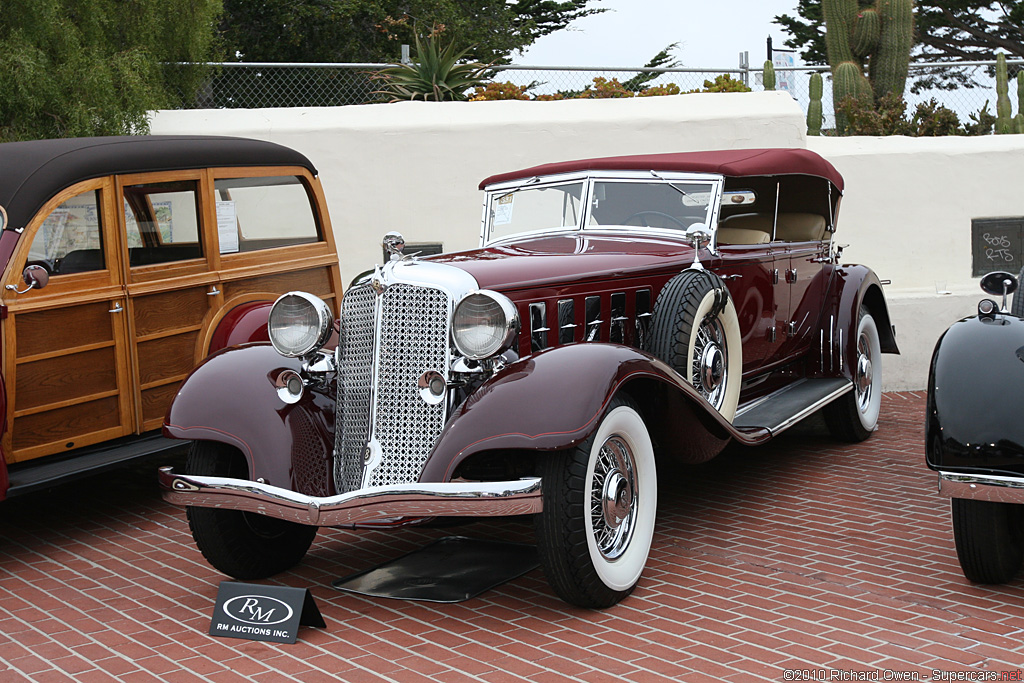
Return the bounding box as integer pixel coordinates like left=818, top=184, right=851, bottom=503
left=333, top=536, right=539, bottom=603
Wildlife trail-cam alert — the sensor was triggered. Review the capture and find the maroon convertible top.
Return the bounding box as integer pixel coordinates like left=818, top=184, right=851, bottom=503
left=479, top=148, right=844, bottom=192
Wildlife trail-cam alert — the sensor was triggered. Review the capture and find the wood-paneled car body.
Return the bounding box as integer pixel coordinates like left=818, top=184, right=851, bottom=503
left=0, top=136, right=342, bottom=500
left=926, top=270, right=1024, bottom=584
left=160, top=148, right=898, bottom=608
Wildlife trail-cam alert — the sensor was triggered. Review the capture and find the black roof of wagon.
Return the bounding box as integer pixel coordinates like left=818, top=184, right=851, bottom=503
left=0, top=135, right=317, bottom=230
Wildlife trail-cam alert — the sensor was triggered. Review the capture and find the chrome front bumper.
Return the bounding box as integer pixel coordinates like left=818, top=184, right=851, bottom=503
left=158, top=466, right=542, bottom=526
left=938, top=471, right=1024, bottom=504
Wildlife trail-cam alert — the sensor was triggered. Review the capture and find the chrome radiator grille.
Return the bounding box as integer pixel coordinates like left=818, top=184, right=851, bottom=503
left=334, top=281, right=451, bottom=493
left=335, top=284, right=376, bottom=492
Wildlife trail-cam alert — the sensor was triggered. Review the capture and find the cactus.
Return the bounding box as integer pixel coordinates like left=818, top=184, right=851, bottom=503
left=869, top=0, right=914, bottom=100
left=822, top=0, right=914, bottom=128
left=807, top=72, right=824, bottom=136
left=833, top=61, right=870, bottom=132
left=763, top=60, right=776, bottom=91
left=1017, top=72, right=1024, bottom=133
left=996, top=53, right=1013, bottom=134
left=851, top=8, right=881, bottom=58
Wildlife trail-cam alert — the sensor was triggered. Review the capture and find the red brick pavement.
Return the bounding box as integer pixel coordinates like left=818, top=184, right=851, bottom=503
left=1, top=392, right=1022, bottom=682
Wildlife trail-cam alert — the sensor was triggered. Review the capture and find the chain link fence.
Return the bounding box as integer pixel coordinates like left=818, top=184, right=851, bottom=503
left=179, top=60, right=1022, bottom=133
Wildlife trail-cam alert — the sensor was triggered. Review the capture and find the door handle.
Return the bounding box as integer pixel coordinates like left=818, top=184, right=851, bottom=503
left=109, top=302, right=123, bottom=313
left=207, top=287, right=221, bottom=296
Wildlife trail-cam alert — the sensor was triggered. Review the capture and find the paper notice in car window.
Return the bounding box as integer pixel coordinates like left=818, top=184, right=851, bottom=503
left=216, top=200, right=239, bottom=254
left=680, top=192, right=712, bottom=207
left=493, top=194, right=514, bottom=226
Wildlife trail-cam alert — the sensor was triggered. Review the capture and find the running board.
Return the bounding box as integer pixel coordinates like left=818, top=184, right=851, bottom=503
left=6, top=433, right=185, bottom=498
left=733, top=378, right=852, bottom=436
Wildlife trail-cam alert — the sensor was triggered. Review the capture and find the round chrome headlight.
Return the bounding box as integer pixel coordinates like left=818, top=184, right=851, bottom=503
left=452, top=290, right=519, bottom=360
left=268, top=292, right=333, bottom=358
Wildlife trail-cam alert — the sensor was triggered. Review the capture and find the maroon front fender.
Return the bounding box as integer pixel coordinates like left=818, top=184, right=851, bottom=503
left=163, top=343, right=336, bottom=495
left=420, top=344, right=771, bottom=482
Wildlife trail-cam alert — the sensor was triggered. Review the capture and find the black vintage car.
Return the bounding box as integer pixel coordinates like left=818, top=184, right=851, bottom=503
left=926, top=270, right=1024, bottom=583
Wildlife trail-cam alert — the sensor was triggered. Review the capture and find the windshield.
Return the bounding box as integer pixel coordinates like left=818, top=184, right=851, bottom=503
left=588, top=180, right=716, bottom=231
left=487, top=181, right=584, bottom=242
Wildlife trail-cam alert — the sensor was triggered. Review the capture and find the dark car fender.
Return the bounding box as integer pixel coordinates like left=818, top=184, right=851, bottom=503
left=419, top=343, right=771, bottom=483
left=926, top=312, right=1024, bottom=477
left=163, top=343, right=336, bottom=495
left=817, top=264, right=899, bottom=377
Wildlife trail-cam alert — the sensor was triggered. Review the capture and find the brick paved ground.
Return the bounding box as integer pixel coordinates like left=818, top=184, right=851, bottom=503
left=1, top=392, right=1022, bottom=682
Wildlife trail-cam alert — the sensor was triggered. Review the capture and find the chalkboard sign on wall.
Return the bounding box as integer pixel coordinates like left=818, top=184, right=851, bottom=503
left=972, top=218, right=1024, bottom=277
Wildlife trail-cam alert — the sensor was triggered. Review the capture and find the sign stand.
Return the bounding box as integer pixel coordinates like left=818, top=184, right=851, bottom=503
left=209, top=581, right=325, bottom=644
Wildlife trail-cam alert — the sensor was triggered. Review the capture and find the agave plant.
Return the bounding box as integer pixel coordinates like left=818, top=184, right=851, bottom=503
left=374, top=34, right=490, bottom=102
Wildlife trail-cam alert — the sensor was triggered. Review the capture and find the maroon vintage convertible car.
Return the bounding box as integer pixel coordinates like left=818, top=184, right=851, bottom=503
left=159, top=148, right=898, bottom=608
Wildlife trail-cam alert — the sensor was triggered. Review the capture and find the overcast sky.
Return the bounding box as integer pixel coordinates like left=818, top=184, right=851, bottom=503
left=516, top=0, right=802, bottom=69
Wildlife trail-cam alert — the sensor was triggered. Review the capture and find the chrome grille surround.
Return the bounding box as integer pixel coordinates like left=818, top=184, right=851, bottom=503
left=333, top=260, right=480, bottom=494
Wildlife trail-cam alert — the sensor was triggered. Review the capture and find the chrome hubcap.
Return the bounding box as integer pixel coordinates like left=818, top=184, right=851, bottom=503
left=692, top=317, right=728, bottom=409
left=591, top=436, right=637, bottom=560
left=855, top=333, right=873, bottom=412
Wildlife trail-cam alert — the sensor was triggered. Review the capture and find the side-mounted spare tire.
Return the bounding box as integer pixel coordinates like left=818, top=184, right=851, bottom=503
left=647, top=269, right=742, bottom=422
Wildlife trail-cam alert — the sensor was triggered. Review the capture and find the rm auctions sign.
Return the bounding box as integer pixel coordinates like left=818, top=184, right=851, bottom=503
left=210, top=581, right=325, bottom=644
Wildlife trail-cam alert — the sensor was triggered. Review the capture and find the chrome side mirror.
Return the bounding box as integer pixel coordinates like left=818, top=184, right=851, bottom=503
left=684, top=223, right=712, bottom=270
left=5, top=265, right=49, bottom=294
left=979, top=271, right=1018, bottom=313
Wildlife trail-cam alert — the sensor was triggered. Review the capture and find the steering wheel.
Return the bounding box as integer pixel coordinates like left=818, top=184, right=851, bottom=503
left=623, top=211, right=687, bottom=229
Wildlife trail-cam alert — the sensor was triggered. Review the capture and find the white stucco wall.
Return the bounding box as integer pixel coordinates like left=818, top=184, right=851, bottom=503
left=150, top=94, right=1024, bottom=390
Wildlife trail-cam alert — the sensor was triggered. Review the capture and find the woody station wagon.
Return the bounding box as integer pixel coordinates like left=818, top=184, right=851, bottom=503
left=159, top=148, right=898, bottom=608
left=0, top=136, right=341, bottom=500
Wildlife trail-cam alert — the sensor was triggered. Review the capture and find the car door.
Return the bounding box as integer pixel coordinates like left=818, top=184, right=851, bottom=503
left=116, top=170, right=223, bottom=433
left=1, top=178, right=135, bottom=462
left=772, top=215, right=831, bottom=363
left=715, top=244, right=781, bottom=373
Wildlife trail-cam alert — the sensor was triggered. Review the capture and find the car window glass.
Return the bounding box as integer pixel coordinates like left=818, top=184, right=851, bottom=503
left=213, top=176, right=321, bottom=254
left=488, top=182, right=584, bottom=242
left=27, top=189, right=104, bottom=276
left=588, top=181, right=714, bottom=230
left=123, top=180, right=202, bottom=266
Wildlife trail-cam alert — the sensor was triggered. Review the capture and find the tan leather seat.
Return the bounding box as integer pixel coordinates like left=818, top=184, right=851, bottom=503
left=717, top=214, right=772, bottom=245
left=776, top=213, right=827, bottom=241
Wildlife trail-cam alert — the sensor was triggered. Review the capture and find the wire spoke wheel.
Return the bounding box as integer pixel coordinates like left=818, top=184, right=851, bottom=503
left=691, top=314, right=729, bottom=410
left=535, top=395, right=657, bottom=609
left=589, top=436, right=638, bottom=560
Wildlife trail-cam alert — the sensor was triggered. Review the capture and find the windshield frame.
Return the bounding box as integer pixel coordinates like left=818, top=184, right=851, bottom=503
left=481, top=170, right=725, bottom=247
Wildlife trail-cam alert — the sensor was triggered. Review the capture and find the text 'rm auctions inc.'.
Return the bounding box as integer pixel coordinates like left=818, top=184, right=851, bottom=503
left=783, top=669, right=1023, bottom=682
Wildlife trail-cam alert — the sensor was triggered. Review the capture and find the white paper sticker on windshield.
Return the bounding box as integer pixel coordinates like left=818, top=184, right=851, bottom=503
left=217, top=200, right=239, bottom=254
left=493, top=194, right=514, bottom=226
left=680, top=192, right=712, bottom=207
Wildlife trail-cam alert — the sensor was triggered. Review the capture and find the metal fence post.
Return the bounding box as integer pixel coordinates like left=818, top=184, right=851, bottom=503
left=739, top=51, right=750, bottom=87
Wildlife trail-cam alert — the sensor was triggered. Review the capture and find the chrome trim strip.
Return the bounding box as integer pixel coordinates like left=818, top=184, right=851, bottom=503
left=159, top=466, right=543, bottom=526
left=938, top=472, right=1024, bottom=504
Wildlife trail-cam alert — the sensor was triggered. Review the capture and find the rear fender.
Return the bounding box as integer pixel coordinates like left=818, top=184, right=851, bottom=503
left=163, top=343, right=336, bottom=495
left=420, top=344, right=770, bottom=483
left=817, top=264, right=898, bottom=377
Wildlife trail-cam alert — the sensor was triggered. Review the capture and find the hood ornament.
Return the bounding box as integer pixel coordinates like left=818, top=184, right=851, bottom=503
left=383, top=231, right=406, bottom=260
